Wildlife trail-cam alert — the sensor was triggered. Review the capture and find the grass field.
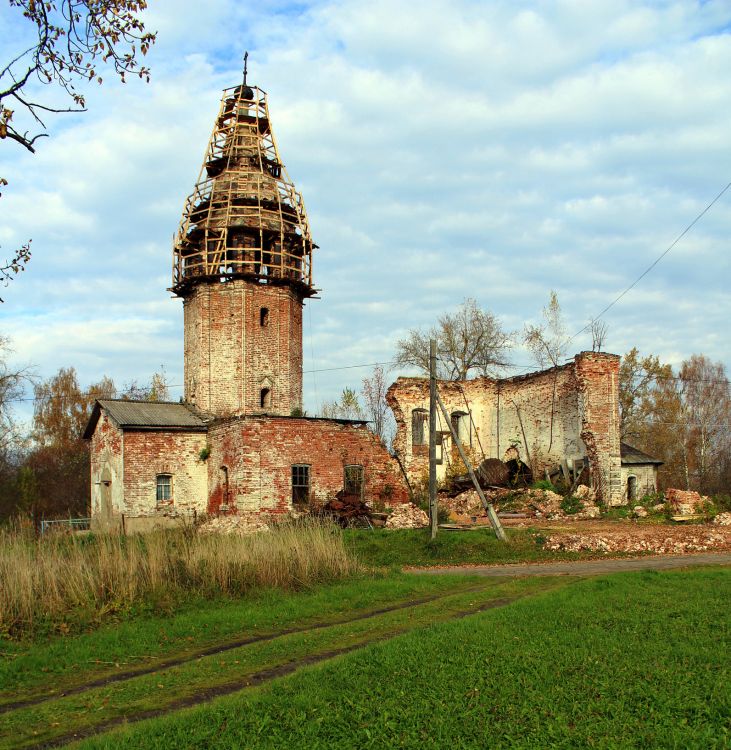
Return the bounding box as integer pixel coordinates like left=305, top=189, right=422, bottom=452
left=65, top=567, right=730, bottom=750
left=0, top=575, right=563, bottom=748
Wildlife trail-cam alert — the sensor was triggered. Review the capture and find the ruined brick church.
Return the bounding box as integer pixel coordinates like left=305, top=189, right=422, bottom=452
left=85, top=75, right=409, bottom=530
left=85, top=74, right=650, bottom=528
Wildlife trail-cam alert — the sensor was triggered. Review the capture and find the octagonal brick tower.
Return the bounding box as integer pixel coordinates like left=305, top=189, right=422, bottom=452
left=172, top=77, right=316, bottom=417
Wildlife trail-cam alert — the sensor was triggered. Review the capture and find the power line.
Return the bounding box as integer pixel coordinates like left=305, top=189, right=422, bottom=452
left=567, top=180, right=731, bottom=346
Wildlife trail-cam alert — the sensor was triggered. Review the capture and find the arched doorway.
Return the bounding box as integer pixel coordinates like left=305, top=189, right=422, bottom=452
left=627, top=475, right=637, bottom=503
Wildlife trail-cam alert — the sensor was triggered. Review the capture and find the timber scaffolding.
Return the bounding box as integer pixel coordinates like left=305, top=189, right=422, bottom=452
left=171, top=82, right=316, bottom=297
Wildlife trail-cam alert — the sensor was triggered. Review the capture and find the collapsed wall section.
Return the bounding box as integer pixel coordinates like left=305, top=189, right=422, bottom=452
left=387, top=352, right=622, bottom=504
left=206, top=415, right=410, bottom=514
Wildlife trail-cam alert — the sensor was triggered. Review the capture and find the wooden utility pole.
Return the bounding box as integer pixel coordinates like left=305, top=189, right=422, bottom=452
left=428, top=338, right=438, bottom=539
left=435, top=389, right=507, bottom=542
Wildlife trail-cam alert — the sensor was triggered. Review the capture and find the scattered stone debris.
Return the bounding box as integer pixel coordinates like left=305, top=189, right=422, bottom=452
left=198, top=514, right=270, bottom=535
left=543, top=526, right=731, bottom=554
left=386, top=503, right=429, bottom=529
left=666, top=488, right=707, bottom=515
left=633, top=505, right=649, bottom=518
left=652, top=503, right=666, bottom=512
left=713, top=512, right=731, bottom=526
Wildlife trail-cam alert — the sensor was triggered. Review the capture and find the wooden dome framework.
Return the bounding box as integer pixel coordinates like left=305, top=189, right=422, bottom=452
left=172, top=83, right=315, bottom=296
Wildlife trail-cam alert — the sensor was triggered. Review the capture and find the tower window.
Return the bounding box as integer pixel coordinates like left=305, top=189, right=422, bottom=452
left=260, top=387, right=272, bottom=409
left=260, top=307, right=269, bottom=327
left=292, top=465, right=310, bottom=505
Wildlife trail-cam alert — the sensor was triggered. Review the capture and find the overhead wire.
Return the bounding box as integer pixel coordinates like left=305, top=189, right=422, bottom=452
left=566, top=180, right=731, bottom=347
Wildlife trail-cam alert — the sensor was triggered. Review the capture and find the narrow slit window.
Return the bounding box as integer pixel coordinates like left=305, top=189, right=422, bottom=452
left=156, top=474, right=172, bottom=505
left=411, top=408, right=428, bottom=446
left=292, top=465, right=310, bottom=506
left=260, top=307, right=269, bottom=327
left=260, top=387, right=271, bottom=409
left=344, top=465, right=364, bottom=499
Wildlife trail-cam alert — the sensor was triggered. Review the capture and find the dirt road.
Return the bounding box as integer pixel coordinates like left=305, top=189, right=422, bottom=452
left=408, top=552, right=731, bottom=577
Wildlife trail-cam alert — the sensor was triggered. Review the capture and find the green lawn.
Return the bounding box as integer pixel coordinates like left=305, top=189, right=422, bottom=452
left=73, top=567, right=731, bottom=750
left=0, top=576, right=562, bottom=749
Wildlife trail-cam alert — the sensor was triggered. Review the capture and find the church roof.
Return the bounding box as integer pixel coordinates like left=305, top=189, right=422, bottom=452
left=83, top=399, right=208, bottom=438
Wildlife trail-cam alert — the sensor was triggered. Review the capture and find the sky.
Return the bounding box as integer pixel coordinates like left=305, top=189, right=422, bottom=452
left=1, top=0, right=730, bottom=423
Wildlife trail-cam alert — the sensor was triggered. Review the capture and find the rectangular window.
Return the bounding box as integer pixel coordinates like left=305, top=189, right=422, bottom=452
left=292, top=464, right=310, bottom=505
left=156, top=474, right=172, bottom=504
left=344, top=465, right=364, bottom=498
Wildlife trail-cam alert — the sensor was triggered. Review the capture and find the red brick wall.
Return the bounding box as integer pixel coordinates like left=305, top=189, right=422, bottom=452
left=207, top=416, right=410, bottom=514
left=122, top=430, right=208, bottom=516
left=183, top=279, right=304, bottom=417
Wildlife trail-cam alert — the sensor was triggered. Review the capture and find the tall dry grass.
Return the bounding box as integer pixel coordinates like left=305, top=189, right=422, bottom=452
left=0, top=518, right=358, bottom=638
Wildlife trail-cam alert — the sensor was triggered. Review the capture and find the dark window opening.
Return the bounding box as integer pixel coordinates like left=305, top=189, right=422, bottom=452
left=292, top=464, right=310, bottom=505
left=260, top=307, right=269, bottom=327
left=627, top=475, right=637, bottom=502
left=156, top=474, right=172, bottom=505
left=451, top=411, right=470, bottom=445
left=260, top=387, right=272, bottom=409
left=412, top=408, right=428, bottom=446
left=344, top=465, right=364, bottom=499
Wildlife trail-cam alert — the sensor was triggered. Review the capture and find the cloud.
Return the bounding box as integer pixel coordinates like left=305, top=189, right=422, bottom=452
left=1, top=0, right=730, bottom=416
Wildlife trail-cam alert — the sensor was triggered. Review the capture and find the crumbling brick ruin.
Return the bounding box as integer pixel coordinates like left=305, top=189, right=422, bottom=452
left=85, top=74, right=408, bottom=529
left=387, top=352, right=625, bottom=505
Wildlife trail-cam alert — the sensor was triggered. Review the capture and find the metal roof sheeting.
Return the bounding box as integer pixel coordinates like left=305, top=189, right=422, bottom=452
left=620, top=442, right=663, bottom=465
left=83, top=400, right=207, bottom=438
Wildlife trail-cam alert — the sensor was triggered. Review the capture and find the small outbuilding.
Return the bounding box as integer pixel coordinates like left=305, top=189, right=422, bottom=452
left=620, top=442, right=663, bottom=503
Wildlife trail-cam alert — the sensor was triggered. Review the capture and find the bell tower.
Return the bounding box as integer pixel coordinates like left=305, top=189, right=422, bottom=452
left=172, top=65, right=316, bottom=417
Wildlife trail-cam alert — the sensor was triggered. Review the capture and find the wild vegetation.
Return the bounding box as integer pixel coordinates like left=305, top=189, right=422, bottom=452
left=0, top=519, right=356, bottom=638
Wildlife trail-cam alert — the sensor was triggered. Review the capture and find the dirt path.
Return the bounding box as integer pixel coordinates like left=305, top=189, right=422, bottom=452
left=22, top=597, right=515, bottom=750
left=408, top=552, right=731, bottom=577
left=1, top=585, right=488, bottom=715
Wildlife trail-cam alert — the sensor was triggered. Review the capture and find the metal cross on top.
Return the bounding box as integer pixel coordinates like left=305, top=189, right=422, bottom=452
left=243, top=51, right=249, bottom=84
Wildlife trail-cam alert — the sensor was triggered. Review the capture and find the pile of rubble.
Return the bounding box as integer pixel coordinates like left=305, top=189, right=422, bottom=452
left=543, top=526, right=731, bottom=554
left=198, top=514, right=270, bottom=536
left=666, top=488, right=708, bottom=515
left=713, top=512, right=731, bottom=526
left=442, top=484, right=601, bottom=521
left=323, top=492, right=371, bottom=527
left=386, top=503, right=429, bottom=529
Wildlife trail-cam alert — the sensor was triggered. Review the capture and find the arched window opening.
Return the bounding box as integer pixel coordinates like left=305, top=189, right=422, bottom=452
left=260, top=307, right=270, bottom=327
left=411, top=408, right=428, bottom=447
left=627, top=475, right=638, bottom=502
left=260, top=387, right=272, bottom=409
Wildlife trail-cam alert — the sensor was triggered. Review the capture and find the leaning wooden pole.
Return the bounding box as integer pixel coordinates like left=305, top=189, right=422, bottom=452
left=435, top=389, right=507, bottom=542
left=429, top=339, right=438, bottom=540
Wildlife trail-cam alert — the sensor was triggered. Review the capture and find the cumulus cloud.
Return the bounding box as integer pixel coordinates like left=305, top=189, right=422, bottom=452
left=1, top=0, right=730, bottom=416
